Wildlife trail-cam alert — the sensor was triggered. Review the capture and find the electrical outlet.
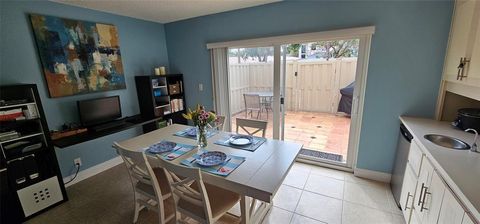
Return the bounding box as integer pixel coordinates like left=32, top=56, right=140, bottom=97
left=198, top=83, right=203, bottom=91
left=74, top=158, right=82, bottom=166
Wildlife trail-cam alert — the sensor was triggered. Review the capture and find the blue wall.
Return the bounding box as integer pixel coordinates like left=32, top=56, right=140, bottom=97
left=165, top=1, right=453, bottom=173
left=0, top=1, right=169, bottom=177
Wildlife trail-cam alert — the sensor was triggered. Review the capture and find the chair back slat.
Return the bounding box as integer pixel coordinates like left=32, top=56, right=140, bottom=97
left=153, top=156, right=215, bottom=222
left=236, top=118, right=268, bottom=137
left=114, top=142, right=164, bottom=198
left=116, top=149, right=150, bottom=181
left=114, top=142, right=174, bottom=224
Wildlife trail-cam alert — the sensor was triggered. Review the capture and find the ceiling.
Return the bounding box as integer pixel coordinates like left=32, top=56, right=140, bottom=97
left=54, top=0, right=280, bottom=23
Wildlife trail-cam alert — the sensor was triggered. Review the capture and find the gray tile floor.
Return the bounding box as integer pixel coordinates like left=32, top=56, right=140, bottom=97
left=26, top=162, right=405, bottom=224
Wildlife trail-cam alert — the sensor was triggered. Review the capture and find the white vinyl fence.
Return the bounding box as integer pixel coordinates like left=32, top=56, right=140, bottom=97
left=229, top=58, right=357, bottom=114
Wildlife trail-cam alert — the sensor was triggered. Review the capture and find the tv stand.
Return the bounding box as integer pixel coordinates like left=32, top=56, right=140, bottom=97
left=52, top=115, right=162, bottom=148
left=90, top=120, right=126, bottom=132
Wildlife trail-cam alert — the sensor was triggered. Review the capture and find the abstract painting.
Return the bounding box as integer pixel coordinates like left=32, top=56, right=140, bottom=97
left=29, top=14, right=126, bottom=97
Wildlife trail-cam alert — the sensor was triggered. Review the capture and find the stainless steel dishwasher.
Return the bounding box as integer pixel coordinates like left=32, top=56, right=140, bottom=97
left=391, top=123, right=413, bottom=208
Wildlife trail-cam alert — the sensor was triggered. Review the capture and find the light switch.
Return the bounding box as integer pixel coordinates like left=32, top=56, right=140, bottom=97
left=199, top=83, right=203, bottom=91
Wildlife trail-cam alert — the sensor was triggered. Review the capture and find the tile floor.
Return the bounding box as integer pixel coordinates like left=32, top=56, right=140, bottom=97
left=26, top=162, right=405, bottom=224
left=232, top=111, right=351, bottom=161
left=262, top=162, right=405, bottom=224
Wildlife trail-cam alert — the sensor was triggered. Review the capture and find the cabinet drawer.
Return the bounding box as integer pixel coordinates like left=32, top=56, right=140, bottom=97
left=408, top=140, right=423, bottom=177
left=400, top=165, right=418, bottom=223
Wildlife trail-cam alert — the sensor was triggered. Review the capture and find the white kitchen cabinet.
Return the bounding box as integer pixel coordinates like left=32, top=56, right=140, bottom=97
left=410, top=210, right=421, bottom=224
left=408, top=140, right=424, bottom=177
left=444, top=0, right=480, bottom=85
left=462, top=214, right=475, bottom=224
left=467, top=17, right=480, bottom=86
left=413, top=157, right=435, bottom=223
left=421, top=170, right=446, bottom=224
left=400, top=165, right=418, bottom=223
left=438, top=189, right=466, bottom=224
left=444, top=0, right=478, bottom=79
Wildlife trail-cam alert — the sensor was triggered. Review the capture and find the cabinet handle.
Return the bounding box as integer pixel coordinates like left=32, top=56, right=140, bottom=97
left=420, top=186, right=432, bottom=212
left=418, top=183, right=425, bottom=206
left=404, top=192, right=413, bottom=211
left=457, top=57, right=471, bottom=80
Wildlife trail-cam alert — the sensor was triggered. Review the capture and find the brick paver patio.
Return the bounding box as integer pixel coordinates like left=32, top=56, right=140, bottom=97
left=231, top=111, right=350, bottom=161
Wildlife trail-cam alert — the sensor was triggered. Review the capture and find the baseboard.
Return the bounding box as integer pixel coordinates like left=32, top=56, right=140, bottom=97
left=63, top=156, right=124, bottom=187
left=353, top=168, right=391, bottom=183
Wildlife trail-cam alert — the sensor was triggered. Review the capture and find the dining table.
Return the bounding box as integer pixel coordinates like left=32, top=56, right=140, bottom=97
left=115, top=124, right=302, bottom=224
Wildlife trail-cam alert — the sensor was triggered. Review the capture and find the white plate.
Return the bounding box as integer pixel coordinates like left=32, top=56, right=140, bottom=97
left=229, top=136, right=253, bottom=146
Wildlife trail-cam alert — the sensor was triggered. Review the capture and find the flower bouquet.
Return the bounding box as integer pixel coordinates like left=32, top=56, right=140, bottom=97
left=182, top=105, right=217, bottom=148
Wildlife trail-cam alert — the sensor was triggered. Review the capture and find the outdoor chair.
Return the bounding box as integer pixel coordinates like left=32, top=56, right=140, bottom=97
left=261, top=96, right=273, bottom=119
left=243, top=93, right=262, bottom=119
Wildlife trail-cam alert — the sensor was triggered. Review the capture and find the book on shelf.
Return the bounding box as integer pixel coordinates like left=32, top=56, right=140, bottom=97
left=0, top=108, right=23, bottom=121
left=169, top=99, right=184, bottom=113
left=0, top=131, right=20, bottom=141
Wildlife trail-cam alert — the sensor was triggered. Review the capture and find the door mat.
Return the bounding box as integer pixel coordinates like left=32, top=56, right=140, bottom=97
left=299, top=149, right=343, bottom=162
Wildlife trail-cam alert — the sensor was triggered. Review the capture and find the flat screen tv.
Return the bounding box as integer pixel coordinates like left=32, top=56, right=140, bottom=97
left=77, top=96, right=122, bottom=127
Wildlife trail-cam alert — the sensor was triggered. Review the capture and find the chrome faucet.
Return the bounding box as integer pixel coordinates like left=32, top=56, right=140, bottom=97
left=465, top=129, right=478, bottom=152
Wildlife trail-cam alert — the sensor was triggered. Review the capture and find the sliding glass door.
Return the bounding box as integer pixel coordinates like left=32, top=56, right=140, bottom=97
left=278, top=39, right=360, bottom=166
left=216, top=27, right=373, bottom=169
left=228, top=47, right=275, bottom=137
left=226, top=41, right=363, bottom=167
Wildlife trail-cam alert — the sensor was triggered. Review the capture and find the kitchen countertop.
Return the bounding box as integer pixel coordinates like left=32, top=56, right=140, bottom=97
left=400, top=117, right=480, bottom=221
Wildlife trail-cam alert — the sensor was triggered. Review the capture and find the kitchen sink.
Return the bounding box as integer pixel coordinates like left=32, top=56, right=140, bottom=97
left=424, top=134, right=471, bottom=150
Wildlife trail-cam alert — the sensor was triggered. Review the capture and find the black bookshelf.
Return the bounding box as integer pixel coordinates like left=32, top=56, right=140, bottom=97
left=0, top=84, right=67, bottom=223
left=135, top=74, right=188, bottom=132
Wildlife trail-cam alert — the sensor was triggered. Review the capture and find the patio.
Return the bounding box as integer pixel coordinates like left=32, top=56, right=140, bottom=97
left=231, top=111, right=350, bottom=161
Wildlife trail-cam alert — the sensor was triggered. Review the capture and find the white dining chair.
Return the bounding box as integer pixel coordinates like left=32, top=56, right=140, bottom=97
left=153, top=156, right=241, bottom=224
left=236, top=118, right=268, bottom=138
left=114, top=142, right=175, bottom=224
left=213, top=115, right=226, bottom=131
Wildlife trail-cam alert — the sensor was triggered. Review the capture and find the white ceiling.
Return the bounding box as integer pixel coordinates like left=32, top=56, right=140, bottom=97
left=54, top=0, right=280, bottom=23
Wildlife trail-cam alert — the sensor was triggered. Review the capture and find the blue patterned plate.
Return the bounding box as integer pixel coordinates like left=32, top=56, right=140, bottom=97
left=147, top=141, right=177, bottom=154
left=197, top=151, right=227, bottom=167
left=186, top=128, right=197, bottom=136
left=229, top=135, right=253, bottom=146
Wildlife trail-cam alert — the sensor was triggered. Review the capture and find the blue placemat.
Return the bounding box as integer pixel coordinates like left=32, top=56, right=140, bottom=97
left=144, top=140, right=196, bottom=161
left=214, top=134, right=266, bottom=152
left=180, top=150, right=246, bottom=176
left=174, top=127, right=218, bottom=139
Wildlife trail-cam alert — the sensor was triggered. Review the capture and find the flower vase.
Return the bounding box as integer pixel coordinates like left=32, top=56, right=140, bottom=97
left=196, top=125, right=208, bottom=148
